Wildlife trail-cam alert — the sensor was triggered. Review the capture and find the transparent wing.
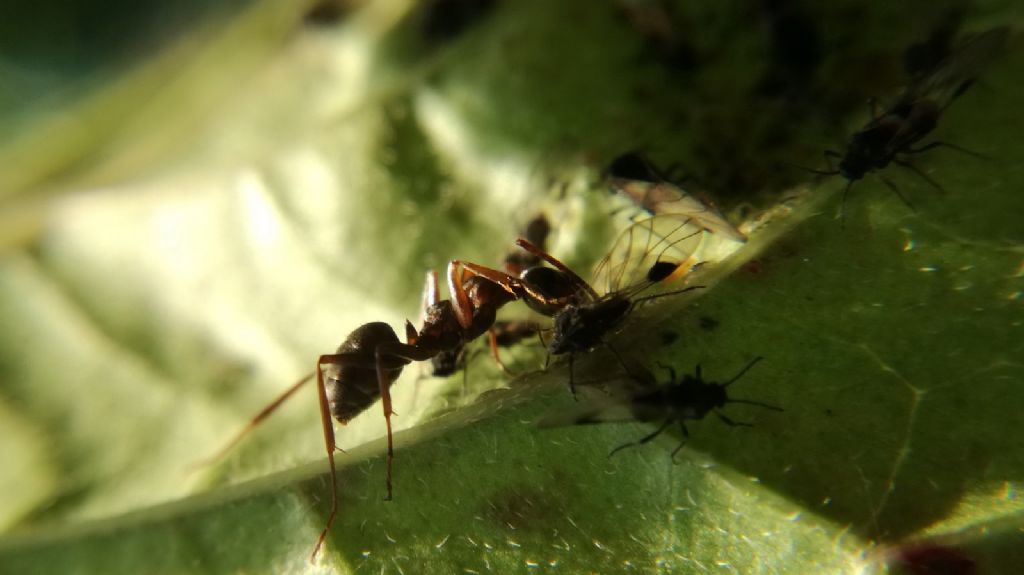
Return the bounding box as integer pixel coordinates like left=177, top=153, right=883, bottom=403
left=591, top=213, right=706, bottom=296
left=902, top=26, right=1010, bottom=106
left=609, top=178, right=747, bottom=243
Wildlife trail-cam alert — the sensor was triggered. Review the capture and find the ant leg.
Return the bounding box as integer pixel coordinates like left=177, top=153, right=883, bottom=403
left=310, top=358, right=340, bottom=561
left=715, top=411, right=753, bottom=428
left=372, top=342, right=437, bottom=500
left=194, top=371, right=315, bottom=471
left=670, top=422, right=691, bottom=463
left=447, top=261, right=475, bottom=330
left=451, top=259, right=560, bottom=315
left=419, top=271, right=440, bottom=326
left=608, top=419, right=674, bottom=457
left=487, top=329, right=515, bottom=375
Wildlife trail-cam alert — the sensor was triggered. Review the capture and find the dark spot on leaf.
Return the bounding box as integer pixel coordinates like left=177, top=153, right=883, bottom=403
left=698, top=316, right=719, bottom=331
left=890, top=543, right=975, bottom=575
left=483, top=484, right=561, bottom=531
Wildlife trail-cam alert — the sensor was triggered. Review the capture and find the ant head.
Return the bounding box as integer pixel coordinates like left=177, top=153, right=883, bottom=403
left=520, top=266, right=580, bottom=315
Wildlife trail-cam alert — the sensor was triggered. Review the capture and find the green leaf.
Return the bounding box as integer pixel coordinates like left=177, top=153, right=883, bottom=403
left=1, top=0, right=1022, bottom=573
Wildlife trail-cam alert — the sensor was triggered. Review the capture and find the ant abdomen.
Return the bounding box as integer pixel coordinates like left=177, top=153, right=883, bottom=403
left=324, top=322, right=404, bottom=423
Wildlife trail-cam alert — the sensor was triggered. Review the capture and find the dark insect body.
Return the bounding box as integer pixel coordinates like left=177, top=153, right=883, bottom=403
left=805, top=26, right=1008, bottom=214
left=511, top=215, right=707, bottom=395
left=541, top=357, right=781, bottom=458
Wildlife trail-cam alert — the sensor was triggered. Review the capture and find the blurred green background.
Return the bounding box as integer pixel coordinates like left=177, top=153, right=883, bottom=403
left=1, top=1, right=1022, bottom=573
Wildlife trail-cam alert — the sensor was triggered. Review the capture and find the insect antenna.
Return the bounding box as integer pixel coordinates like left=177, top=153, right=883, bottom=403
left=607, top=419, right=674, bottom=458
left=721, top=356, right=764, bottom=387
left=726, top=398, right=784, bottom=411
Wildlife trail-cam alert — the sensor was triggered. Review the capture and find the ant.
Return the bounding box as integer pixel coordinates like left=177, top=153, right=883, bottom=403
left=201, top=254, right=572, bottom=560
left=201, top=216, right=701, bottom=559
left=802, top=26, right=1008, bottom=216
left=540, top=356, right=781, bottom=459
left=604, top=151, right=747, bottom=243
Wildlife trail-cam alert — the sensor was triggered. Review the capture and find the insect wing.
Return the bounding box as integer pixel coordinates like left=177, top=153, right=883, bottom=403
left=902, top=26, right=1010, bottom=106
left=535, top=366, right=663, bottom=428
left=592, top=214, right=705, bottom=296
left=610, top=179, right=747, bottom=243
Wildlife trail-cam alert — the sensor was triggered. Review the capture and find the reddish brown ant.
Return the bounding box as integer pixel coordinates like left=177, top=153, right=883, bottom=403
left=201, top=254, right=568, bottom=560
left=539, top=356, right=781, bottom=459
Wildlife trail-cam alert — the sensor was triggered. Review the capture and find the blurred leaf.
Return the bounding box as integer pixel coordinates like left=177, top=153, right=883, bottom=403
left=0, top=0, right=1022, bottom=573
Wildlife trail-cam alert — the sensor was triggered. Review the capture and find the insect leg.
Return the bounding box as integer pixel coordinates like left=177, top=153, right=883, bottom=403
left=892, top=161, right=944, bottom=194
left=310, top=357, right=342, bottom=561
left=670, top=421, right=691, bottom=463
left=194, top=371, right=315, bottom=471
left=714, top=410, right=754, bottom=428
left=372, top=342, right=436, bottom=500
left=905, top=141, right=987, bottom=159
left=608, top=418, right=674, bottom=457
